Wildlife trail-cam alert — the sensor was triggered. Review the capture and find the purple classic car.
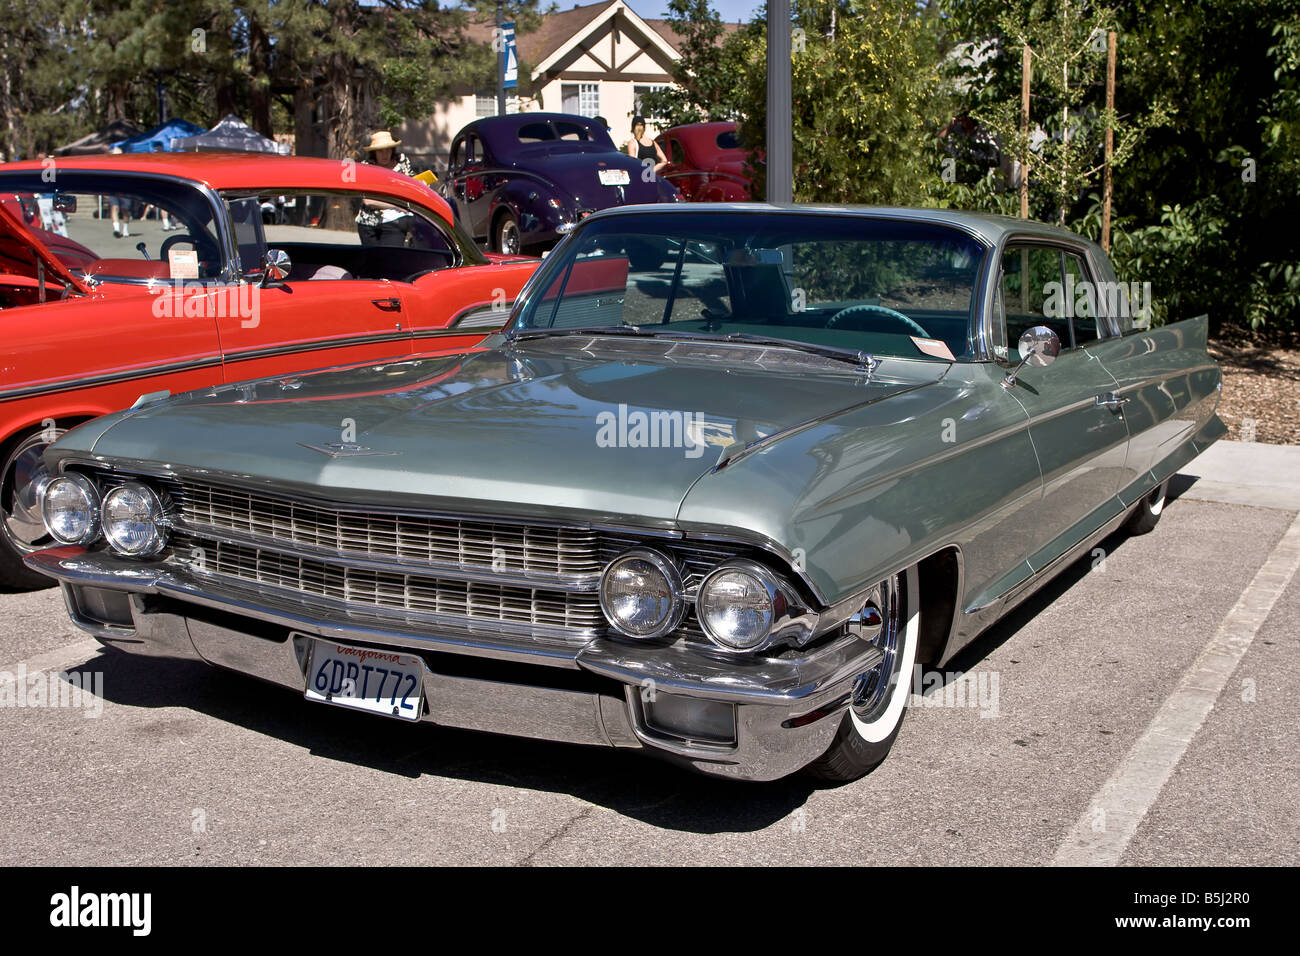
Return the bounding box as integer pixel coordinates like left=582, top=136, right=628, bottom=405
left=439, top=112, right=680, bottom=255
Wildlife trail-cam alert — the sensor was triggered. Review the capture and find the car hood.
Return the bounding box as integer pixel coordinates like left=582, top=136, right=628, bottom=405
left=0, top=200, right=93, bottom=295
left=71, top=339, right=948, bottom=524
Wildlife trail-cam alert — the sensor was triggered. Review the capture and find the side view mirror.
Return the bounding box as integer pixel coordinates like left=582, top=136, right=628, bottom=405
left=1002, top=325, right=1061, bottom=388
left=260, top=248, right=292, bottom=287
left=52, top=194, right=77, bottom=214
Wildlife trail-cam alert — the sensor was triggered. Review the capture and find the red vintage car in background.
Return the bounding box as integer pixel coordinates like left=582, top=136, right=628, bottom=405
left=655, top=121, right=753, bottom=202
left=0, top=152, right=539, bottom=589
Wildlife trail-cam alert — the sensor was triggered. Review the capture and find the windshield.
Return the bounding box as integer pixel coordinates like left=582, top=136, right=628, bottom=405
left=510, top=212, right=986, bottom=361
left=0, top=172, right=223, bottom=282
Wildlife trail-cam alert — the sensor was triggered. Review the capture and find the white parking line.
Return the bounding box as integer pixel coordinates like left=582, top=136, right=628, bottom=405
left=1053, top=510, right=1300, bottom=866
left=0, top=639, right=104, bottom=687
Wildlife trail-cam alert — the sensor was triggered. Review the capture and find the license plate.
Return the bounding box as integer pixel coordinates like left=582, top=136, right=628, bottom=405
left=599, top=169, right=630, bottom=186
left=304, top=640, right=424, bottom=721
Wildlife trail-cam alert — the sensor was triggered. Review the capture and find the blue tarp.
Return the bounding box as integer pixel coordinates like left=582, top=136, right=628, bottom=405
left=110, top=119, right=205, bottom=153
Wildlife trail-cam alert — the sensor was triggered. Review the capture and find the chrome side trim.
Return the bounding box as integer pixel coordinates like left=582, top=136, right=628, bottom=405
left=219, top=330, right=414, bottom=366
left=0, top=355, right=224, bottom=403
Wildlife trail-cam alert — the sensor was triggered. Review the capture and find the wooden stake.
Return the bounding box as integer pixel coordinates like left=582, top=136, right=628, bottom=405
left=1102, top=30, right=1116, bottom=252
left=1020, top=42, right=1031, bottom=219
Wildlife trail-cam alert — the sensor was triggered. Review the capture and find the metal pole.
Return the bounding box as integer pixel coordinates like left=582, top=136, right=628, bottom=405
left=1102, top=30, right=1116, bottom=252
left=767, top=0, right=792, bottom=204
left=497, top=1, right=507, bottom=116
left=1019, top=43, right=1031, bottom=219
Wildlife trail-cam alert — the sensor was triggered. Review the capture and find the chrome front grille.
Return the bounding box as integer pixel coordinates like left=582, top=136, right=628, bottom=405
left=173, top=535, right=604, bottom=634
left=74, top=469, right=763, bottom=643
left=179, top=481, right=601, bottom=581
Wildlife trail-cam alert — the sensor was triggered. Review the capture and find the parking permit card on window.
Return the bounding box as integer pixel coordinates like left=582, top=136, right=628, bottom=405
left=168, top=249, right=199, bottom=279
left=304, top=640, right=425, bottom=721
left=910, top=336, right=955, bottom=361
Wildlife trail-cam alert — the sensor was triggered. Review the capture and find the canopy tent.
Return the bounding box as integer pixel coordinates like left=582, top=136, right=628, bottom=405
left=52, top=120, right=142, bottom=156
left=173, top=115, right=289, bottom=154
left=110, top=119, right=205, bottom=153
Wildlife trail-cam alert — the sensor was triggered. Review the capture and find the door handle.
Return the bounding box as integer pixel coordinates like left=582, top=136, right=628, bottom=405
left=371, top=297, right=401, bottom=311
left=1095, top=392, right=1131, bottom=411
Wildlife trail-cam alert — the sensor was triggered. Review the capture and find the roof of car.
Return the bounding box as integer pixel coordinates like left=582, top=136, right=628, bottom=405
left=0, top=152, right=452, bottom=222
left=584, top=202, right=1100, bottom=249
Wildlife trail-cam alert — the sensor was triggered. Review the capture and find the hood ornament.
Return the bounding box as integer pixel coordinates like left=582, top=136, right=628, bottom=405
left=298, top=442, right=398, bottom=459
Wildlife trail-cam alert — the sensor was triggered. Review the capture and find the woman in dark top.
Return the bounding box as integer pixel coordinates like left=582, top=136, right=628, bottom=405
left=625, top=115, right=668, bottom=176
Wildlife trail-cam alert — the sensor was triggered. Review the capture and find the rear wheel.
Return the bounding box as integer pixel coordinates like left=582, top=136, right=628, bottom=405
left=0, top=425, right=65, bottom=590
left=1124, top=479, right=1169, bottom=535
left=806, top=565, right=920, bottom=782
left=494, top=210, right=521, bottom=255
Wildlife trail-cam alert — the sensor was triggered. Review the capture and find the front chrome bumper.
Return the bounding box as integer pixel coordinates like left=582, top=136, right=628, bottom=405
left=26, top=547, right=881, bottom=781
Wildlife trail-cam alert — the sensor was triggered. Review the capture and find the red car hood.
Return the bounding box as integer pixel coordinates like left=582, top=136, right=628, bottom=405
left=0, top=200, right=92, bottom=295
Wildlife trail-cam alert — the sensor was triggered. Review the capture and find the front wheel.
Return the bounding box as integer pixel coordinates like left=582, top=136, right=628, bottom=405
left=806, top=566, right=920, bottom=782
left=0, top=425, right=65, bottom=590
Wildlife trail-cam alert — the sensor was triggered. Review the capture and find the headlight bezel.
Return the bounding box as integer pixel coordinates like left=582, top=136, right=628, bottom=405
left=100, top=480, right=170, bottom=558
left=696, top=558, right=786, bottom=652
left=598, top=547, right=687, bottom=641
left=40, top=473, right=102, bottom=546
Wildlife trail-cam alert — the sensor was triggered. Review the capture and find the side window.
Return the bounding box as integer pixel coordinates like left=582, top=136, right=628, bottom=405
left=668, top=139, right=685, bottom=165
left=1062, top=252, right=1100, bottom=344
left=450, top=139, right=464, bottom=169
left=465, top=136, right=480, bottom=165
left=226, top=197, right=266, bottom=276
left=1000, top=244, right=1073, bottom=356
left=224, top=191, right=456, bottom=282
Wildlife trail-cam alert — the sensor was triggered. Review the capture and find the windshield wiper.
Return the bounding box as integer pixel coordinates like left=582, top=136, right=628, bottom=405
left=634, top=329, right=881, bottom=374
left=505, top=323, right=645, bottom=344
left=504, top=326, right=881, bottom=378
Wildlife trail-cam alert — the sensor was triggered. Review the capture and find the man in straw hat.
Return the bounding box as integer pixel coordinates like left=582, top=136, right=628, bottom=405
left=356, top=130, right=418, bottom=246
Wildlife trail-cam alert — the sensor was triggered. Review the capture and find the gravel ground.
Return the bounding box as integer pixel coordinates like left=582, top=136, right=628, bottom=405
left=1208, top=335, right=1300, bottom=445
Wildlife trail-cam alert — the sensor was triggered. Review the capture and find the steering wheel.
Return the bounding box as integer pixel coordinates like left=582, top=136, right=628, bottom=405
left=826, top=304, right=930, bottom=338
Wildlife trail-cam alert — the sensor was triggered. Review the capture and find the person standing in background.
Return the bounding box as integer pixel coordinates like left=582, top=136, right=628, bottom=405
left=356, top=130, right=418, bottom=246
left=625, top=115, right=667, bottom=176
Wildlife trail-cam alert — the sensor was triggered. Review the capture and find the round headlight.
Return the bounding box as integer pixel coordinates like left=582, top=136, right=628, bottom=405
left=599, top=548, right=685, bottom=639
left=101, top=482, right=168, bottom=557
left=697, top=562, right=779, bottom=651
left=41, top=474, right=101, bottom=545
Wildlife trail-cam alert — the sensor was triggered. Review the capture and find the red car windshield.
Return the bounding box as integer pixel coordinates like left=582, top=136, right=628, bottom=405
left=0, top=172, right=224, bottom=283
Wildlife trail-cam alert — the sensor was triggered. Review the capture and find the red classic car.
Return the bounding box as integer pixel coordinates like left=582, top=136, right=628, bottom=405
left=655, top=121, right=752, bottom=202
left=0, top=152, right=539, bottom=589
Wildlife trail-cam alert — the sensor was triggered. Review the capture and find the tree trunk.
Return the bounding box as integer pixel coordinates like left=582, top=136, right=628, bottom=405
left=248, top=18, right=273, bottom=137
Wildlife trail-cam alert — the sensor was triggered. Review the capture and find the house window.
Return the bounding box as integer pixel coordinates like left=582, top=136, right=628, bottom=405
left=634, top=84, right=669, bottom=122
left=562, top=83, right=600, bottom=117
left=475, top=92, right=495, bottom=117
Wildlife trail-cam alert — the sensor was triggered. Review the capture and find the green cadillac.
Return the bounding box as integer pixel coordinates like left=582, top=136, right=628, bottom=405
left=27, top=205, right=1224, bottom=782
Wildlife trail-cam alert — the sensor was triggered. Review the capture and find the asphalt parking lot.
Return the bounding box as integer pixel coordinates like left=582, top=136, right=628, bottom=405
left=1, top=441, right=1296, bottom=866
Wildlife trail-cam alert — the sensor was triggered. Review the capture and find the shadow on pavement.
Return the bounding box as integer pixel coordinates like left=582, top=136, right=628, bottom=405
left=67, top=648, right=814, bottom=833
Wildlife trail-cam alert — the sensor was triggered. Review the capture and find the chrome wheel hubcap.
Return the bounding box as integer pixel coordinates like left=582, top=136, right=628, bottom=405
left=849, top=575, right=904, bottom=724
left=499, top=219, right=520, bottom=254
left=1, top=433, right=58, bottom=554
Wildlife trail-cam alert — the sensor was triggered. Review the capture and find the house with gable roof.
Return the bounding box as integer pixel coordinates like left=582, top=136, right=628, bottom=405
left=399, top=1, right=734, bottom=169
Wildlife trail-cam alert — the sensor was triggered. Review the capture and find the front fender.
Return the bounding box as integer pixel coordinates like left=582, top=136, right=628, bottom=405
left=676, top=364, right=1041, bottom=612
